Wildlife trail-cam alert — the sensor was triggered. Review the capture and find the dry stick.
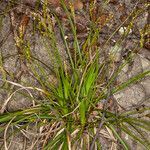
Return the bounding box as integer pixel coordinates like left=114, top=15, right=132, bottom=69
left=90, top=74, right=114, bottom=149
left=66, top=31, right=141, bottom=42
left=90, top=86, right=112, bottom=150
left=90, top=39, right=128, bottom=149
left=90, top=72, right=114, bottom=149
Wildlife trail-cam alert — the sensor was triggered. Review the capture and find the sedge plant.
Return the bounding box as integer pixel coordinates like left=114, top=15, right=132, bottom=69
left=0, top=0, right=150, bottom=149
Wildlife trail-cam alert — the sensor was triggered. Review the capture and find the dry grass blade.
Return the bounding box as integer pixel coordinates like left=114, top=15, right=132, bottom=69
left=4, top=117, right=16, bottom=150
left=0, top=86, right=34, bottom=114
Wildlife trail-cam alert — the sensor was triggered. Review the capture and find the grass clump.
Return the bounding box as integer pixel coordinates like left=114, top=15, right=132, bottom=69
left=0, top=0, right=150, bottom=149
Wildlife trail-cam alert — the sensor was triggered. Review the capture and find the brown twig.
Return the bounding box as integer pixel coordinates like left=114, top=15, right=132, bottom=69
left=90, top=39, right=128, bottom=149
left=90, top=87, right=112, bottom=150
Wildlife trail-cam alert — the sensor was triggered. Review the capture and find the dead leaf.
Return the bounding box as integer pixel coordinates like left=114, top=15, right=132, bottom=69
left=98, top=14, right=109, bottom=27
left=19, top=15, right=30, bottom=35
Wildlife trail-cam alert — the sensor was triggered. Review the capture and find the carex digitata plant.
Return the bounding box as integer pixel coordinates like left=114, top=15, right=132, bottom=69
left=0, top=0, right=150, bottom=149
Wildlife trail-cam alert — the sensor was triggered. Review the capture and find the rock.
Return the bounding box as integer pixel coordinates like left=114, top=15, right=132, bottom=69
left=140, top=56, right=150, bottom=71
left=114, top=84, right=145, bottom=108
